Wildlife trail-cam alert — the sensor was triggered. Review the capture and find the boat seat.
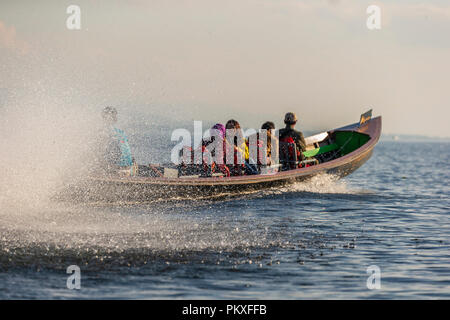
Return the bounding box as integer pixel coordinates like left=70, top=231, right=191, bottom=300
left=302, top=143, right=339, bottom=158
left=260, top=164, right=281, bottom=175
left=299, top=159, right=319, bottom=166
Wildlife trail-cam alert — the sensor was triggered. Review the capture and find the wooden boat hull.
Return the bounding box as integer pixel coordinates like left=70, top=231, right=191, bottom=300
left=62, top=116, right=381, bottom=202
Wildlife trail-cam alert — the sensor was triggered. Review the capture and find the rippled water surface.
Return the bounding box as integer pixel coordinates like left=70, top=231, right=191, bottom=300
left=0, top=141, right=449, bottom=299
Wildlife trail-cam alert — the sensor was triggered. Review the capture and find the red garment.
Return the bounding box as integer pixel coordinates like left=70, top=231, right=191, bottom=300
left=280, top=136, right=303, bottom=168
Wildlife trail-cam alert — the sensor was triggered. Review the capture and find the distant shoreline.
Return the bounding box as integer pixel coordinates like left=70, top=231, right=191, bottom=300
left=380, top=134, right=450, bottom=142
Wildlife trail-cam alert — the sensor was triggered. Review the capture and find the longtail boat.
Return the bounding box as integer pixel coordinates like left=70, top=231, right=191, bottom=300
left=62, top=110, right=381, bottom=201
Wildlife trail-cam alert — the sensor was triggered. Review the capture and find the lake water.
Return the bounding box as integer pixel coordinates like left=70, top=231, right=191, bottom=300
left=0, top=140, right=449, bottom=299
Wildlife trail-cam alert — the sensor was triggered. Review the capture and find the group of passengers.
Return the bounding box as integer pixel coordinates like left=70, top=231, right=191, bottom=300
left=181, top=112, right=308, bottom=177
left=99, top=107, right=309, bottom=177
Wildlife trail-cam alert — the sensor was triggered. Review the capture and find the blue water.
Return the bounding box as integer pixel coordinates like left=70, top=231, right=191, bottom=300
left=0, top=141, right=449, bottom=299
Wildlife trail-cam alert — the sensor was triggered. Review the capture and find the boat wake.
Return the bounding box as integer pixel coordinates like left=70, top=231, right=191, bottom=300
left=0, top=175, right=358, bottom=271
left=273, top=173, right=370, bottom=195
left=0, top=201, right=288, bottom=271
left=68, top=173, right=372, bottom=206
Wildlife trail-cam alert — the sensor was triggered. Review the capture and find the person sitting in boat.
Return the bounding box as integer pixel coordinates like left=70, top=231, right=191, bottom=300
left=98, top=106, right=136, bottom=175
left=246, top=121, right=278, bottom=167
left=201, top=123, right=230, bottom=177
left=178, top=123, right=228, bottom=177
left=279, top=112, right=306, bottom=166
left=224, top=119, right=257, bottom=175
left=262, top=121, right=278, bottom=165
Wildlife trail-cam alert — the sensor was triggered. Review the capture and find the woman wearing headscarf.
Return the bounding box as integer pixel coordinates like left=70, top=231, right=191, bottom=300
left=202, top=123, right=230, bottom=177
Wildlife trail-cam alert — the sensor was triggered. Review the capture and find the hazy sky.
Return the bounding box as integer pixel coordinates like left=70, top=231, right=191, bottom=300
left=1, top=0, right=450, bottom=137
